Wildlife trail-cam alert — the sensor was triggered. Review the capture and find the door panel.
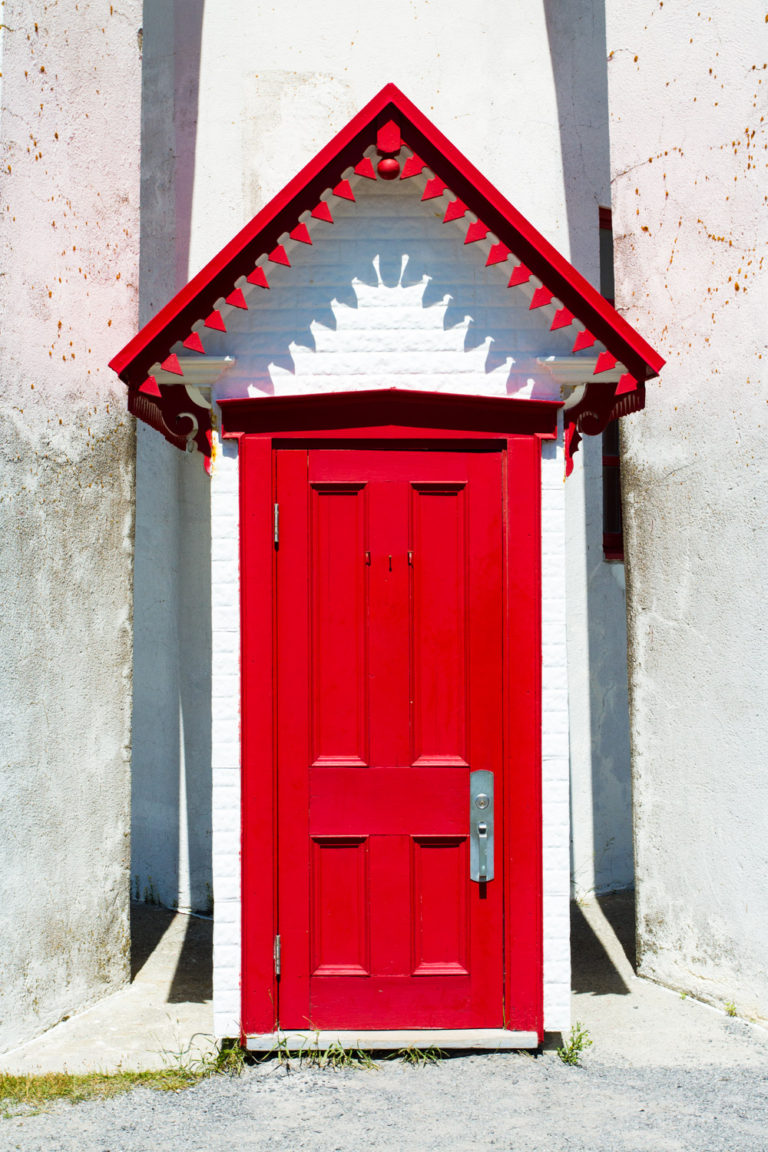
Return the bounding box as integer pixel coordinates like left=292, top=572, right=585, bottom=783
left=276, top=448, right=504, bottom=1029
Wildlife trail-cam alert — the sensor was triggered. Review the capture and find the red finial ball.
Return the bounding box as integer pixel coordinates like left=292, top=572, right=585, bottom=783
left=377, top=157, right=401, bottom=180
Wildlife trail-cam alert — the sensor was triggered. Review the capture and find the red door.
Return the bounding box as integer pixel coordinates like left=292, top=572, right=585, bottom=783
left=275, top=447, right=505, bottom=1029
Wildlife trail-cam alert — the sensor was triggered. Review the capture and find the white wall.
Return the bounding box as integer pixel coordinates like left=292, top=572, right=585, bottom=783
left=131, top=3, right=213, bottom=915
left=607, top=2, right=768, bottom=1022
left=135, top=0, right=634, bottom=989
left=543, top=0, right=636, bottom=898
left=0, top=1, right=141, bottom=1051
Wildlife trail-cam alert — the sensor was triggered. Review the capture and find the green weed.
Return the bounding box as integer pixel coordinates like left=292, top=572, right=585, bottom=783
left=397, top=1045, right=445, bottom=1066
left=724, top=1001, right=737, bottom=1017
left=556, top=1022, right=593, bottom=1066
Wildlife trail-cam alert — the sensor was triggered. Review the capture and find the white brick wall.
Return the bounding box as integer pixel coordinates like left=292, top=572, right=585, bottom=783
left=541, top=421, right=572, bottom=1033
left=210, top=434, right=242, bottom=1039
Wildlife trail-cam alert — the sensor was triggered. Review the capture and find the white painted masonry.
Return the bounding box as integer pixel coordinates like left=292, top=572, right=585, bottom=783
left=541, top=425, right=572, bottom=1031
left=209, top=436, right=243, bottom=1040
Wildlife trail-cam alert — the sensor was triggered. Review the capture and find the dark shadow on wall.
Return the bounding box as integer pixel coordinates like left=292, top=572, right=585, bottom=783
left=132, top=1, right=211, bottom=917
left=544, top=0, right=635, bottom=896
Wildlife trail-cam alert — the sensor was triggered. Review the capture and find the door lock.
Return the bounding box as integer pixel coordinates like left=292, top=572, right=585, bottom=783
left=470, top=769, right=494, bottom=882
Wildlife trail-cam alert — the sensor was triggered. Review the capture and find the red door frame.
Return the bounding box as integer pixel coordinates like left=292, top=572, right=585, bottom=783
left=223, top=389, right=558, bottom=1041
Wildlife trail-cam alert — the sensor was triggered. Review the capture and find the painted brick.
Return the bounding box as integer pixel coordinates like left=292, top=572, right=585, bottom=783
left=213, top=874, right=241, bottom=903
left=210, top=445, right=243, bottom=1034
left=211, top=745, right=240, bottom=772
left=213, top=919, right=242, bottom=950
left=212, top=602, right=240, bottom=634
left=540, top=426, right=571, bottom=1033
left=213, top=943, right=241, bottom=972
left=212, top=849, right=240, bottom=880
left=212, top=717, right=239, bottom=748
left=211, top=649, right=240, bottom=680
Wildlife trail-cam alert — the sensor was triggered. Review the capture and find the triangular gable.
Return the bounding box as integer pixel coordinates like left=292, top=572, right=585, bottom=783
left=110, top=83, right=663, bottom=457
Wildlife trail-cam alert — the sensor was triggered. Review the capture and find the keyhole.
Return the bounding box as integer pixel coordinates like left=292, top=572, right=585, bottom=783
left=388, top=555, right=392, bottom=571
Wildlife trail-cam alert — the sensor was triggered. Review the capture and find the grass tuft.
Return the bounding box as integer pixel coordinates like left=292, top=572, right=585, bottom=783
left=0, top=1068, right=201, bottom=1116
left=397, top=1045, right=445, bottom=1066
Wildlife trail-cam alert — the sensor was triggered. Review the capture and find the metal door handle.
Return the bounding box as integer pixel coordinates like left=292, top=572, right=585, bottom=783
left=470, top=769, right=494, bottom=882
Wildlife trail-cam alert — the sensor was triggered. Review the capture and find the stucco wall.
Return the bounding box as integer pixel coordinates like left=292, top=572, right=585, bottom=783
left=131, top=3, right=213, bottom=915
left=0, top=2, right=141, bottom=1051
left=607, top=2, right=768, bottom=1021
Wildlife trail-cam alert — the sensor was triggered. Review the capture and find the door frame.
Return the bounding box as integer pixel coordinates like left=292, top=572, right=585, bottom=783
left=222, top=388, right=559, bottom=1042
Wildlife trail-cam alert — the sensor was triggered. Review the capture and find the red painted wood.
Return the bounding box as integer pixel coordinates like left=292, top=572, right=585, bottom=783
left=240, top=436, right=278, bottom=1034
left=289, top=222, right=313, bottom=243
left=238, top=394, right=545, bottom=1039
left=332, top=179, right=355, bottom=201
left=421, top=176, right=447, bottom=201
left=138, top=375, right=161, bottom=397
left=219, top=388, right=560, bottom=441
left=594, top=350, right=617, bottom=375
left=550, top=307, right=574, bottom=331
left=247, top=266, right=270, bottom=289
left=572, top=328, right=596, bottom=352
left=443, top=199, right=467, bottom=222
left=377, top=157, right=401, bottom=180
left=204, top=309, right=227, bottom=332
left=182, top=330, right=206, bottom=353
left=486, top=242, right=511, bottom=266
left=502, top=436, right=543, bottom=1035
left=311, top=200, right=334, bottom=223
left=226, top=287, right=248, bottom=309
left=616, top=373, right=638, bottom=396
left=275, top=448, right=506, bottom=1030
left=161, top=352, right=183, bottom=375
left=376, top=119, right=401, bottom=155
left=110, top=84, right=663, bottom=390
left=529, top=286, right=554, bottom=310
left=353, top=157, right=377, bottom=180
left=464, top=220, right=488, bottom=244
left=508, top=263, right=531, bottom=287
left=268, top=245, right=291, bottom=267
left=400, top=153, right=426, bottom=179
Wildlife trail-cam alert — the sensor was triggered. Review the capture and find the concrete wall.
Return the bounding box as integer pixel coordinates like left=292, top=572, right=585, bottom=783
left=607, top=2, right=768, bottom=1021
left=0, top=2, right=141, bottom=1051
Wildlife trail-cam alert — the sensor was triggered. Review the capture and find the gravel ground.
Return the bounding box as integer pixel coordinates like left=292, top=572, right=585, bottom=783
left=4, top=1041, right=767, bottom=1152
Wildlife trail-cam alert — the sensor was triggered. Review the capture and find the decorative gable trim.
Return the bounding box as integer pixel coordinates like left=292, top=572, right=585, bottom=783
left=110, top=84, right=664, bottom=459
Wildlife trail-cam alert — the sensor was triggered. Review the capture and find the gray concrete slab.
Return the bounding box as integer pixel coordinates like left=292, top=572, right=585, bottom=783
left=0, top=904, right=214, bottom=1074
left=1, top=894, right=765, bottom=1075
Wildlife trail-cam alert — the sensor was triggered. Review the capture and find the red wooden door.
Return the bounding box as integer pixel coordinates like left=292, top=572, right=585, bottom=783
left=275, top=447, right=505, bottom=1030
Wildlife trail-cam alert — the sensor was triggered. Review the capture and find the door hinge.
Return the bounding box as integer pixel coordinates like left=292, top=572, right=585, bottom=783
left=273, top=502, right=279, bottom=547
left=274, top=934, right=281, bottom=978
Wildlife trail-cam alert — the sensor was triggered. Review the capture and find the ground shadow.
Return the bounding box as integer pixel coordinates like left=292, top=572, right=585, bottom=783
left=570, top=891, right=634, bottom=996
left=130, top=901, right=175, bottom=980
left=598, top=889, right=637, bottom=971
left=167, top=914, right=213, bottom=1003
left=130, top=902, right=212, bottom=1002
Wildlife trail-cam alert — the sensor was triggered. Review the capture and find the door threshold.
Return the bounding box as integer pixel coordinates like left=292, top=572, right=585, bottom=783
left=245, top=1028, right=540, bottom=1051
